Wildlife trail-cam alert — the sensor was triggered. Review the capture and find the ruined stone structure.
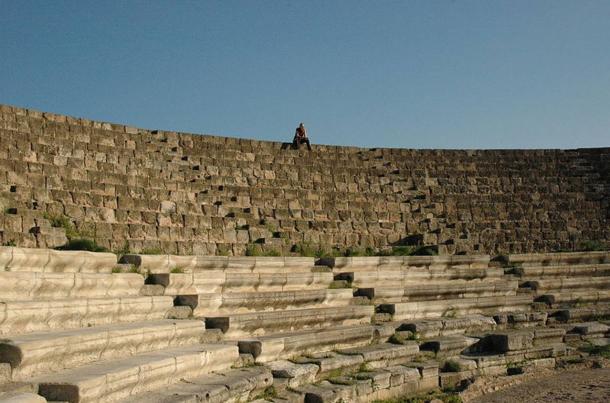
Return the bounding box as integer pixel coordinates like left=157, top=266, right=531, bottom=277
left=0, top=104, right=609, bottom=255
left=1, top=248, right=609, bottom=402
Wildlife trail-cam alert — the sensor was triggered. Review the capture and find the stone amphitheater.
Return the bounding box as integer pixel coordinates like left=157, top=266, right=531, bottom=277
left=0, top=104, right=609, bottom=402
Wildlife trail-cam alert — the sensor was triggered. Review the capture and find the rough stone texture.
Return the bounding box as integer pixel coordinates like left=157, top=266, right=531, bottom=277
left=0, top=104, right=608, bottom=255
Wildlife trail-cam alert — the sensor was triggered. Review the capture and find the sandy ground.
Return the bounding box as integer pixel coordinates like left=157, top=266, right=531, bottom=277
left=469, top=368, right=610, bottom=403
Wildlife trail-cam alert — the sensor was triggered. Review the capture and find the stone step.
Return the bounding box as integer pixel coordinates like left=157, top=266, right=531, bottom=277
left=321, top=255, right=490, bottom=270
left=514, top=263, right=610, bottom=278
left=0, top=320, right=212, bottom=380
left=121, top=255, right=315, bottom=274
left=508, top=251, right=610, bottom=267
left=0, top=392, right=46, bottom=403
left=357, top=280, right=517, bottom=302
left=148, top=270, right=334, bottom=295
left=524, top=277, right=610, bottom=292
left=477, top=327, right=566, bottom=354
left=129, top=366, right=273, bottom=403
left=397, top=314, right=497, bottom=338
left=336, top=267, right=504, bottom=287
left=268, top=342, right=420, bottom=392
left=0, top=296, right=174, bottom=336
left=292, top=360, right=437, bottom=403
left=33, top=343, right=239, bottom=403
left=567, top=321, right=610, bottom=337
left=181, top=289, right=353, bottom=316
left=493, top=312, right=548, bottom=329
left=0, top=248, right=117, bottom=273
left=238, top=325, right=377, bottom=363
left=420, top=335, right=479, bottom=356
left=552, top=305, right=610, bottom=322
left=205, top=305, right=374, bottom=338
left=378, top=295, right=533, bottom=321
left=536, top=290, right=610, bottom=305
left=338, top=342, right=419, bottom=369
left=0, top=272, right=144, bottom=300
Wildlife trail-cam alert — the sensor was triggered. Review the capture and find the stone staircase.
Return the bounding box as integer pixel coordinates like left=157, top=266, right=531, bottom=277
left=1, top=247, right=609, bottom=402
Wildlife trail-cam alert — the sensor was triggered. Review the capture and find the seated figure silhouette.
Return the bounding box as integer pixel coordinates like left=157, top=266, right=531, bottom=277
left=292, top=122, right=312, bottom=150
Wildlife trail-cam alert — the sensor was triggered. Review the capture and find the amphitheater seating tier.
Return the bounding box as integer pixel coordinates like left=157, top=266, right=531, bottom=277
left=1, top=105, right=609, bottom=255
left=0, top=246, right=609, bottom=399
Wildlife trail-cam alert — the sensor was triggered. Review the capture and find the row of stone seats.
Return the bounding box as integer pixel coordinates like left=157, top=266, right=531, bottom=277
left=0, top=247, right=175, bottom=337
left=123, top=255, right=378, bottom=362
left=4, top=112, right=606, bottom=183
left=326, top=255, right=532, bottom=322
left=4, top=114, right=607, bottom=256
left=3, top=124, right=599, bottom=180
left=512, top=251, right=610, bottom=308
left=0, top=247, right=249, bottom=403
left=0, top=248, right=604, bottom=402
left=3, top=148, right=599, bottom=199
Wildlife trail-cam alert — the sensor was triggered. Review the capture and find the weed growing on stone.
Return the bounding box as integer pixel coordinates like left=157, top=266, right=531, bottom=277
left=254, top=386, right=277, bottom=400
left=43, top=212, right=80, bottom=240
left=372, top=389, right=462, bottom=403
left=264, top=249, right=282, bottom=257
left=442, top=360, right=462, bottom=373
left=245, top=244, right=261, bottom=256
left=140, top=247, right=165, bottom=255
left=2, top=240, right=16, bottom=247
left=328, top=280, right=351, bottom=289
left=170, top=267, right=184, bottom=274
left=292, top=242, right=318, bottom=257
left=358, top=362, right=372, bottom=372
left=578, top=240, right=606, bottom=252
left=114, top=241, right=131, bottom=259
left=579, top=343, right=610, bottom=359
left=324, top=368, right=345, bottom=379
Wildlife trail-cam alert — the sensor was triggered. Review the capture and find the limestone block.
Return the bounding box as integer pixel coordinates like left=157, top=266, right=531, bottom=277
left=1, top=320, right=205, bottom=379
left=4, top=249, right=117, bottom=273
left=192, top=288, right=352, bottom=316
left=129, top=366, right=273, bottom=403
left=34, top=344, right=238, bottom=403
left=383, top=365, right=420, bottom=387
left=267, top=359, right=319, bottom=382
left=381, top=295, right=533, bottom=321
left=5, top=248, right=49, bottom=272
left=298, top=352, right=364, bottom=374
left=420, top=335, right=479, bottom=355
left=403, top=360, right=439, bottom=379
left=340, top=342, right=419, bottom=364
left=0, top=246, right=12, bottom=270
left=572, top=322, right=609, bottom=336
left=355, top=370, right=391, bottom=390
left=239, top=325, right=375, bottom=363
left=0, top=296, right=174, bottom=336
left=0, top=272, right=143, bottom=300
left=0, top=393, right=47, bottom=403
left=509, top=251, right=610, bottom=267
left=205, top=305, right=374, bottom=338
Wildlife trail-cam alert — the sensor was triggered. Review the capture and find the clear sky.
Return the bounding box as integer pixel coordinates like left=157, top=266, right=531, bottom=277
left=1, top=1, right=609, bottom=149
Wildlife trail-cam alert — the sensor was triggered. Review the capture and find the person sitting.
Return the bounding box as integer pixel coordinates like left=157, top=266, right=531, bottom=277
left=293, top=122, right=312, bottom=150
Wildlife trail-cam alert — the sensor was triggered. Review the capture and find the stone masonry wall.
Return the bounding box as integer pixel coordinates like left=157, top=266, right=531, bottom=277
left=0, top=104, right=608, bottom=255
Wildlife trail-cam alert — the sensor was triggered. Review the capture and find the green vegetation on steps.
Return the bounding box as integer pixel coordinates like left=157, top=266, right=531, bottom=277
left=373, top=389, right=462, bottom=403
left=442, top=360, right=462, bottom=373
left=579, top=343, right=610, bottom=359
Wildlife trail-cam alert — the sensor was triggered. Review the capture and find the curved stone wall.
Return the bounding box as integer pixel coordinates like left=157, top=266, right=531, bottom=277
left=0, top=104, right=608, bottom=255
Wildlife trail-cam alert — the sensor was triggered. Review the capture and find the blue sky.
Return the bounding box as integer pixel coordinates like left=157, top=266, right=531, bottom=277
left=1, top=1, right=609, bottom=149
